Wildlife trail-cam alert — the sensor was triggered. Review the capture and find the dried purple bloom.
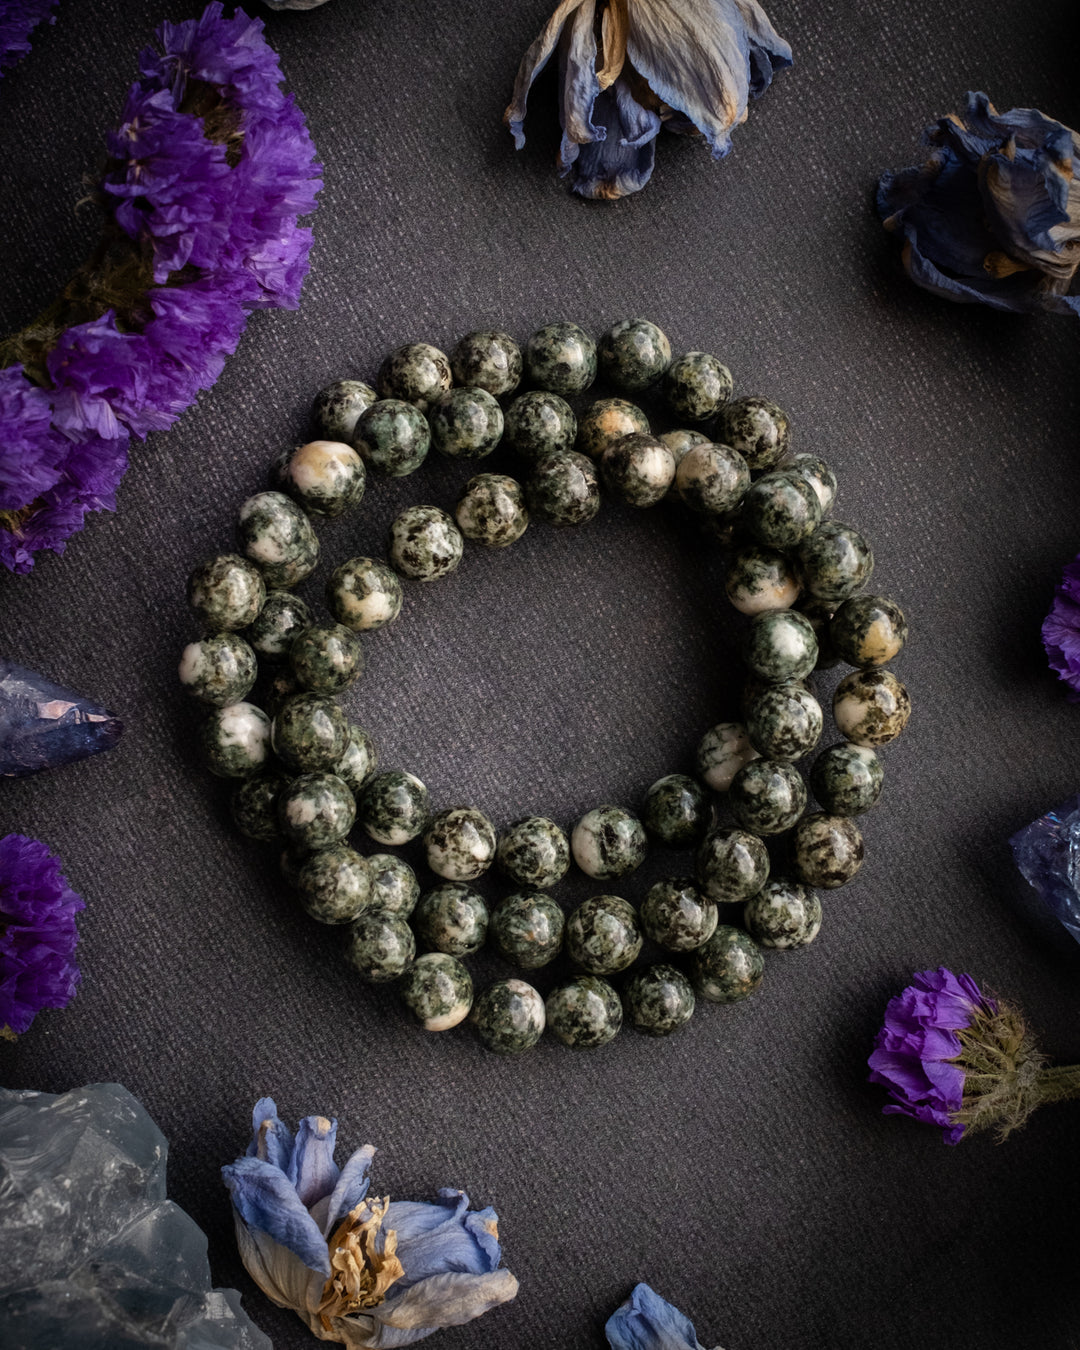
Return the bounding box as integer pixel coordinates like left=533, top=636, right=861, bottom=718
left=0, top=0, right=56, bottom=77
left=1042, top=555, right=1080, bottom=700
left=0, top=365, right=67, bottom=510
left=0, top=833, right=84, bottom=1038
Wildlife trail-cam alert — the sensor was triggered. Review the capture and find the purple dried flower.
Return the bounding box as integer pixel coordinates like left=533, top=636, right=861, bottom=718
left=0, top=365, right=68, bottom=510
left=0, top=834, right=84, bottom=1038
left=0, top=0, right=56, bottom=77
left=1042, top=556, right=1080, bottom=700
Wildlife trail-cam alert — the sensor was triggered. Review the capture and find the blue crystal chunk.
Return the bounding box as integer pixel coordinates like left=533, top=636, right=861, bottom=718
left=0, top=659, right=123, bottom=777
left=1010, top=793, right=1080, bottom=945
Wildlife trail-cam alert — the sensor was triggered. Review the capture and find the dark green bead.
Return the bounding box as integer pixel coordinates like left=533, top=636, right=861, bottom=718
left=272, top=693, right=349, bottom=772
left=424, top=807, right=497, bottom=881
left=450, top=329, right=522, bottom=397
left=187, top=553, right=266, bottom=632
left=576, top=398, right=650, bottom=460
left=455, top=474, right=529, bottom=548
left=640, top=878, right=717, bottom=951
left=690, top=925, right=764, bottom=1003
left=571, top=805, right=647, bottom=879
left=490, top=890, right=565, bottom=968
left=743, top=609, right=818, bottom=683
left=833, top=669, right=911, bottom=747
left=810, top=742, right=883, bottom=815
left=798, top=522, right=874, bottom=604
left=278, top=772, right=356, bottom=849
left=744, top=878, right=822, bottom=948
left=717, top=397, right=791, bottom=471
left=345, top=911, right=416, bottom=982
left=830, top=594, right=908, bottom=669
left=728, top=759, right=807, bottom=835
left=388, top=505, right=464, bottom=581
left=741, top=673, right=809, bottom=722
left=237, top=492, right=319, bottom=589
left=674, top=442, right=750, bottom=515
left=785, top=453, right=836, bottom=513
left=358, top=771, right=429, bottom=845
left=524, top=322, right=596, bottom=396
left=179, top=632, right=257, bottom=706
left=278, top=440, right=366, bottom=517
left=376, top=342, right=452, bottom=412
left=496, top=816, right=570, bottom=889
left=354, top=400, right=431, bottom=477
left=400, top=953, right=473, bottom=1030
left=413, top=882, right=489, bottom=956
left=696, top=828, right=770, bottom=903
left=662, top=351, right=733, bottom=421
left=601, top=434, right=675, bottom=508
left=200, top=702, right=271, bottom=778
left=230, top=771, right=291, bottom=842
left=246, top=590, right=313, bottom=662
left=597, top=318, right=671, bottom=390
left=641, top=774, right=710, bottom=846
left=623, top=964, right=695, bottom=1036
left=335, top=723, right=378, bottom=795
left=290, top=623, right=364, bottom=695
left=526, top=451, right=600, bottom=527
left=470, top=978, right=546, bottom=1054
left=741, top=471, right=821, bottom=550
left=428, top=387, right=503, bottom=459
left=503, top=391, right=577, bottom=463
left=545, top=975, right=622, bottom=1048
left=792, top=812, right=864, bottom=888
left=326, top=557, right=403, bottom=631
left=746, top=686, right=823, bottom=762
left=367, top=853, right=420, bottom=918
left=566, top=894, right=642, bottom=974
left=311, top=378, right=377, bottom=443
left=297, top=845, right=372, bottom=924
left=696, top=721, right=760, bottom=792
left=725, top=545, right=801, bottom=615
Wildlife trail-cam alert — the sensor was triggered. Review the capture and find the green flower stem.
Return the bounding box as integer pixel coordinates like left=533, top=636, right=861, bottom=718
left=1034, top=1063, right=1080, bottom=1105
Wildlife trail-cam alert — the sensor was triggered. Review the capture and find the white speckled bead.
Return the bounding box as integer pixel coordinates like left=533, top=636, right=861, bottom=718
left=724, top=545, right=801, bottom=615
left=424, top=807, right=498, bottom=881
left=696, top=721, right=760, bottom=791
left=278, top=439, right=366, bottom=517
left=571, top=805, right=647, bottom=879
left=600, top=434, right=675, bottom=508
left=326, top=557, right=404, bottom=631
left=675, top=443, right=750, bottom=515
left=200, top=701, right=271, bottom=777
left=388, top=505, right=464, bottom=581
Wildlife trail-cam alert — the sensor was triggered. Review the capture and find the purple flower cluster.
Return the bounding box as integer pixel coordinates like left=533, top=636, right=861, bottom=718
left=1042, top=555, right=1080, bottom=700
left=0, top=0, right=56, bottom=77
left=0, top=833, right=84, bottom=1038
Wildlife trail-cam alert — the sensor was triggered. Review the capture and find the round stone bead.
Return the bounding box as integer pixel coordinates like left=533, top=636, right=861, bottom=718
left=496, top=816, right=570, bottom=888
left=237, top=491, right=319, bottom=589
left=455, top=474, right=529, bottom=548
left=830, top=594, right=908, bottom=669
left=290, top=623, right=364, bottom=695
left=354, top=400, right=431, bottom=477
left=326, top=557, right=404, bottom=632
left=187, top=554, right=266, bottom=632
left=388, top=505, right=464, bottom=581
left=696, top=722, right=760, bottom=792
left=810, top=742, right=883, bottom=815
left=566, top=895, right=642, bottom=975
left=524, top=321, right=597, bottom=396
left=640, top=878, right=717, bottom=952
left=725, top=545, right=801, bottom=615
left=367, top=853, right=420, bottom=918
left=601, top=434, right=675, bottom=507
left=641, top=774, right=710, bottom=846
left=597, top=318, right=671, bottom=390
left=345, top=911, right=416, bottom=983
left=400, top=953, right=473, bottom=1031
left=297, top=845, right=372, bottom=925
left=424, top=807, right=497, bottom=881
left=245, top=590, right=313, bottom=662
left=230, top=771, right=291, bottom=842
left=576, top=398, right=650, bottom=460
left=545, top=975, right=622, bottom=1048
left=490, top=890, right=564, bottom=968
left=334, top=723, right=379, bottom=795
left=834, top=669, right=911, bottom=747
left=785, top=453, right=837, bottom=514
left=728, top=759, right=808, bottom=835
left=696, top=828, right=770, bottom=903
left=376, top=342, right=452, bottom=412
left=179, top=632, right=257, bottom=707
left=744, top=878, right=822, bottom=949
left=277, top=772, right=356, bottom=850
left=271, top=692, right=349, bottom=772
left=741, top=673, right=810, bottom=722
left=717, top=397, right=791, bottom=471
left=200, top=702, right=271, bottom=778
left=747, top=686, right=823, bottom=762
left=260, top=668, right=301, bottom=719
left=503, top=391, right=577, bottom=463
left=675, top=443, right=750, bottom=515
left=623, top=964, right=696, bottom=1037
left=527, top=451, right=600, bottom=527
left=741, top=471, right=821, bottom=550
left=428, top=387, right=504, bottom=459
left=571, top=805, right=647, bottom=879
left=277, top=440, right=366, bottom=517
left=798, top=522, right=874, bottom=604
left=793, top=812, right=864, bottom=888
left=413, top=883, right=489, bottom=956
left=743, top=609, right=818, bottom=683
left=690, top=925, right=765, bottom=1003
left=471, top=978, right=546, bottom=1053
left=311, top=378, right=377, bottom=443
left=450, top=329, right=522, bottom=397
left=798, top=597, right=840, bottom=669
left=662, top=351, right=733, bottom=422
left=358, top=771, right=429, bottom=846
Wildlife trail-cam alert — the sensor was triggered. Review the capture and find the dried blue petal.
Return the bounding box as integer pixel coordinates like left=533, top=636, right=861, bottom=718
left=1010, top=794, right=1080, bottom=946
left=0, top=659, right=123, bottom=778
left=605, top=1282, right=717, bottom=1350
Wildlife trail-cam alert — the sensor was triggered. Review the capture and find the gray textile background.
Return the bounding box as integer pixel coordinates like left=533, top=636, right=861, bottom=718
left=2, top=0, right=1080, bottom=1346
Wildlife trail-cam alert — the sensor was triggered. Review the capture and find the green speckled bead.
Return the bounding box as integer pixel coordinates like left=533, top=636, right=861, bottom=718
left=277, top=772, right=356, bottom=850
left=496, top=816, right=570, bottom=888
left=545, top=975, right=622, bottom=1047
left=200, top=702, right=271, bottom=778
left=725, top=545, right=801, bottom=615
left=311, top=378, right=377, bottom=443
left=246, top=590, right=313, bottom=662
left=641, top=774, right=710, bottom=846
left=696, top=827, right=770, bottom=903
left=230, top=771, right=291, bottom=842
left=640, top=877, right=717, bottom=951
left=471, top=978, right=546, bottom=1053
left=747, top=685, right=823, bottom=761
left=179, top=632, right=257, bottom=707
left=326, top=558, right=403, bottom=633
left=297, top=845, right=372, bottom=924
left=785, top=453, right=837, bottom=514
left=187, top=554, right=266, bottom=632
left=335, top=723, right=378, bottom=795
left=428, top=387, right=504, bottom=459
left=662, top=352, right=733, bottom=422
left=793, top=812, right=864, bottom=888
left=675, top=443, right=750, bottom=515
left=354, top=400, right=431, bottom=477
left=345, top=911, right=416, bottom=983
left=743, top=609, right=818, bottom=683
left=450, top=330, right=522, bottom=397
left=238, top=492, right=319, bottom=590
left=623, top=964, right=696, bottom=1036
left=741, top=471, right=821, bottom=550
left=413, top=882, right=489, bottom=956
left=834, top=669, right=911, bottom=747
left=696, top=722, right=760, bottom=791
left=741, top=673, right=809, bottom=721
left=503, top=391, right=577, bottom=463
left=728, top=759, right=807, bottom=835
left=358, top=771, right=429, bottom=846
left=717, top=397, right=791, bottom=471
left=367, top=853, right=420, bottom=918
left=278, top=440, right=366, bottom=517
left=810, top=742, right=883, bottom=815
left=388, top=505, right=464, bottom=581
left=455, top=474, right=529, bottom=547
left=290, top=623, right=364, bottom=695
left=566, top=894, right=642, bottom=974
left=424, top=807, right=497, bottom=881
left=744, top=878, right=822, bottom=948
left=597, top=318, right=671, bottom=390
left=377, top=342, right=452, bottom=411
left=576, top=398, right=650, bottom=460
left=601, top=434, right=675, bottom=507
left=690, top=925, right=765, bottom=1002
left=490, top=890, right=564, bottom=968
left=400, top=953, right=473, bottom=1031
left=524, top=321, right=597, bottom=396
left=260, top=667, right=301, bottom=719
left=798, top=597, right=840, bottom=669
left=798, top=522, right=874, bottom=604
left=571, top=805, right=647, bottom=879
left=527, top=451, right=600, bottom=527
left=830, top=594, right=908, bottom=669
left=272, top=693, right=349, bottom=772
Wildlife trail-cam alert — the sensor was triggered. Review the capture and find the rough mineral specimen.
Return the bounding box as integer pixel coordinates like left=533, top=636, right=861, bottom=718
left=1010, top=794, right=1080, bottom=945
left=0, top=659, right=122, bottom=777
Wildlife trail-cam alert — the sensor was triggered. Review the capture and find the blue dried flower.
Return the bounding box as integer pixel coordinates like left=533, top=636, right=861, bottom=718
left=606, top=1283, right=720, bottom=1350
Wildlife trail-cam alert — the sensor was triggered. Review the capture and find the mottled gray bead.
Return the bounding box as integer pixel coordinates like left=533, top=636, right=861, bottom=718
left=179, top=632, right=257, bottom=707
left=503, top=391, right=577, bottom=463
left=743, top=609, right=819, bottom=683
left=187, top=553, right=266, bottom=631
left=400, top=953, right=473, bottom=1031
left=237, top=492, right=319, bottom=589
left=345, top=911, right=416, bottom=983
left=728, top=759, right=807, bottom=835
left=675, top=443, right=750, bottom=515
left=271, top=693, right=349, bottom=772
left=641, top=774, right=710, bottom=846
left=545, top=975, right=622, bottom=1048
left=471, top=978, right=546, bottom=1054
left=662, top=351, right=733, bottom=422
left=200, top=702, right=271, bottom=778
left=358, top=771, right=430, bottom=846
left=450, top=329, right=522, bottom=397
left=367, top=853, right=420, bottom=918
left=746, top=685, right=823, bottom=761
left=455, top=474, right=529, bottom=548
left=311, top=378, right=377, bottom=443
left=830, top=595, right=908, bottom=669
left=428, top=387, right=504, bottom=459
left=424, top=806, right=497, bottom=881
left=793, top=812, right=864, bottom=888
left=524, top=321, right=597, bottom=396
left=297, top=845, right=372, bottom=924
left=810, top=742, right=883, bottom=815
left=696, top=721, right=760, bottom=791
left=354, top=400, right=431, bottom=477
left=833, top=669, right=911, bottom=747
left=326, top=557, right=403, bottom=633
left=335, top=723, right=379, bottom=795
left=277, top=772, right=356, bottom=850
left=784, top=453, right=837, bottom=513
left=744, top=878, right=822, bottom=949
left=490, top=890, right=564, bottom=968
left=576, top=398, right=650, bottom=460
left=597, top=318, right=671, bottom=390
left=640, top=878, right=717, bottom=952
left=798, top=521, right=874, bottom=605
left=717, top=397, right=791, bottom=471
left=566, top=894, right=642, bottom=974
left=741, top=471, right=821, bottom=549
left=724, top=545, right=801, bottom=615
left=388, top=505, right=464, bottom=581
left=496, top=816, right=570, bottom=889
left=413, top=882, right=489, bottom=956
left=690, top=925, right=765, bottom=1002
left=571, top=805, right=647, bottom=879
left=527, top=451, right=601, bottom=527
left=230, top=771, right=291, bottom=842
left=290, top=623, right=364, bottom=695
left=696, top=828, right=770, bottom=903
left=601, top=434, right=675, bottom=507
left=377, top=342, right=452, bottom=411
left=278, top=440, right=366, bottom=517
left=623, top=964, right=696, bottom=1036
left=245, top=590, right=313, bottom=662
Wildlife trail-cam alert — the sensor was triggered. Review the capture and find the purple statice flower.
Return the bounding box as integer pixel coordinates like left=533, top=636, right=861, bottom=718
left=1042, top=555, right=1080, bottom=700
left=0, top=0, right=56, bottom=77
left=0, top=833, right=85, bottom=1038
left=606, top=1283, right=720, bottom=1350
left=0, top=365, right=68, bottom=510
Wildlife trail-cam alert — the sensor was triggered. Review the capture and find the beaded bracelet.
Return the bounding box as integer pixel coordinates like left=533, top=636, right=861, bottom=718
left=178, top=318, right=911, bottom=1055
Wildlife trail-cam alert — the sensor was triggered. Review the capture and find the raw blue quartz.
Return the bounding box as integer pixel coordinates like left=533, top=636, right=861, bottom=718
left=1011, top=793, right=1080, bottom=945
left=0, top=660, right=123, bottom=777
